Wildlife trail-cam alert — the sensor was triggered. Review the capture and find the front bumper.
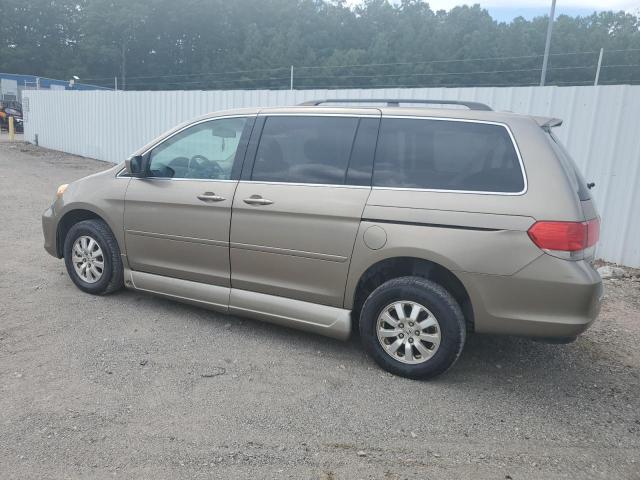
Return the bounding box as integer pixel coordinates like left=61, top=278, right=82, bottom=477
left=42, top=205, right=59, bottom=257
left=459, top=254, right=603, bottom=338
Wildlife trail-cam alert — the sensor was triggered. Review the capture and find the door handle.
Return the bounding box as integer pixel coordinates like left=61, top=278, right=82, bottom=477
left=197, top=192, right=226, bottom=202
left=243, top=195, right=274, bottom=206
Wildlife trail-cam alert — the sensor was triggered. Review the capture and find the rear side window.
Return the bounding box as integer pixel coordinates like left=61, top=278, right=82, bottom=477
left=373, top=118, right=525, bottom=193
left=546, top=130, right=591, bottom=201
left=252, top=116, right=359, bottom=185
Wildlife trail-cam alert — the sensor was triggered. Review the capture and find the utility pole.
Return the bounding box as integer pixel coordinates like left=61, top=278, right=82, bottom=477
left=540, top=0, right=556, bottom=86
left=594, top=48, right=604, bottom=86
left=290, top=65, right=294, bottom=90
left=121, top=40, right=127, bottom=90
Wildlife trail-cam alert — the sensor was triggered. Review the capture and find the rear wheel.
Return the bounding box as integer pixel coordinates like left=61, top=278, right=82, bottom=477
left=359, top=276, right=466, bottom=379
left=63, top=219, right=123, bottom=295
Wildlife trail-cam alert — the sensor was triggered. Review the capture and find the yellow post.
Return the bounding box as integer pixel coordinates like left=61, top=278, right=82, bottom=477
left=8, top=116, right=15, bottom=141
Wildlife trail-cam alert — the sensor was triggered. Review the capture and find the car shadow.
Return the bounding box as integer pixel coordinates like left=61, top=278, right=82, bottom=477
left=115, top=288, right=630, bottom=391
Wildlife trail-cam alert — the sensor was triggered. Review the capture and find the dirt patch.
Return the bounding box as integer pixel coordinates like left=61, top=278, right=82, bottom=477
left=1, top=143, right=639, bottom=479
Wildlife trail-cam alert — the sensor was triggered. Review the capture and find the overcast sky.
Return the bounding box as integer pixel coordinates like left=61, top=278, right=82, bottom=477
left=424, top=0, right=638, bottom=8
left=349, top=1, right=640, bottom=20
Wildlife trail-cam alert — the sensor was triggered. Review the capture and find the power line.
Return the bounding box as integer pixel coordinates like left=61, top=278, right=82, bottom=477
left=80, top=48, right=640, bottom=83
left=291, top=64, right=609, bottom=82
left=291, top=81, right=543, bottom=89
left=103, top=62, right=640, bottom=89
left=121, top=76, right=291, bottom=87
left=601, top=63, right=640, bottom=68
left=87, top=71, right=640, bottom=89
left=81, top=66, right=291, bottom=82
left=125, top=67, right=546, bottom=86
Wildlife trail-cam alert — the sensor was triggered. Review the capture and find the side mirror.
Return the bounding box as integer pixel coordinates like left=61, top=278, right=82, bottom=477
left=125, top=155, right=147, bottom=177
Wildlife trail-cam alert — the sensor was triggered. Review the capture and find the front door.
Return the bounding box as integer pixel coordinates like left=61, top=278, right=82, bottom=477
left=230, top=113, right=380, bottom=307
left=124, top=115, right=254, bottom=290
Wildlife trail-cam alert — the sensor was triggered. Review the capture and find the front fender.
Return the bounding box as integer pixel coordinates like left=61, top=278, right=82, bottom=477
left=51, top=166, right=130, bottom=257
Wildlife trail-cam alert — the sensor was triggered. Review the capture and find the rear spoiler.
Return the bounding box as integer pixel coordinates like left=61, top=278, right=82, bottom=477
left=533, top=116, right=563, bottom=128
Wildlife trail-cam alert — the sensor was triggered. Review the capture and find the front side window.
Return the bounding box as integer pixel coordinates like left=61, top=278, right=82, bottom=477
left=251, top=116, right=359, bottom=185
left=373, top=118, right=525, bottom=193
left=148, top=117, right=248, bottom=180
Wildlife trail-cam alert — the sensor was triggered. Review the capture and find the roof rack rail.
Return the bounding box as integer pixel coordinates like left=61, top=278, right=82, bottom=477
left=298, top=99, right=492, bottom=111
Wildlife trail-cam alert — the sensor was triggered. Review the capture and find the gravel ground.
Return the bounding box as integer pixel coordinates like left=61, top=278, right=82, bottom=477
left=1, top=142, right=639, bottom=480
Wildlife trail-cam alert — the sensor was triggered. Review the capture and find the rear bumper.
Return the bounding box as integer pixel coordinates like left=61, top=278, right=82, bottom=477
left=459, top=254, right=603, bottom=338
left=42, top=206, right=59, bottom=257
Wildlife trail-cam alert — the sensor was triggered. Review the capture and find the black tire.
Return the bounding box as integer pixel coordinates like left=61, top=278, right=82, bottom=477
left=63, top=219, right=124, bottom=295
left=359, top=276, right=466, bottom=380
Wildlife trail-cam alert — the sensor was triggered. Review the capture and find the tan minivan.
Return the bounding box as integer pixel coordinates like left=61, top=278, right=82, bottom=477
left=42, top=99, right=603, bottom=379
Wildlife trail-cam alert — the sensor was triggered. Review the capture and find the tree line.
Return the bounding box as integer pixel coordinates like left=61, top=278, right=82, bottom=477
left=1, top=0, right=639, bottom=90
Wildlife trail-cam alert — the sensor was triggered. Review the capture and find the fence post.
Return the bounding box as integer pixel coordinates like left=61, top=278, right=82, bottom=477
left=8, top=116, right=15, bottom=141
left=594, top=48, right=604, bottom=86
left=114, top=76, right=118, bottom=91
left=290, top=65, right=294, bottom=90
left=540, top=0, right=557, bottom=86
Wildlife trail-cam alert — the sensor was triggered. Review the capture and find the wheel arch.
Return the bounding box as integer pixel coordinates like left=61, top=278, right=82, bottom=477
left=349, top=256, right=475, bottom=331
left=55, top=207, right=114, bottom=258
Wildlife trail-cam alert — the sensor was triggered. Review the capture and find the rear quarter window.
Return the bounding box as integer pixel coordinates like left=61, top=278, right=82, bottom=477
left=373, top=118, right=525, bottom=193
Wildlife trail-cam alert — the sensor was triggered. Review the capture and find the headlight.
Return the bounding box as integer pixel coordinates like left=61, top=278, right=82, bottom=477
left=56, top=184, right=68, bottom=198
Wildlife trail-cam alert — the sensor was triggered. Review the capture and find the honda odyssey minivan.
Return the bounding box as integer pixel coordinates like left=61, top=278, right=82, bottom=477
left=42, top=99, right=603, bottom=379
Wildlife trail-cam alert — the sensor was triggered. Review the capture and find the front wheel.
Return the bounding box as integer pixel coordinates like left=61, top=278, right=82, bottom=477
left=359, top=276, right=466, bottom=380
left=63, top=219, right=123, bottom=295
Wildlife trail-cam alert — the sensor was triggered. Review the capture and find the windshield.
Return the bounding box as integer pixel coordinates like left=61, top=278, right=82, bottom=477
left=545, top=129, right=591, bottom=201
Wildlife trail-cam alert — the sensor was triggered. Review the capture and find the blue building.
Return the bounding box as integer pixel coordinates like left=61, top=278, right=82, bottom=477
left=0, top=73, right=111, bottom=102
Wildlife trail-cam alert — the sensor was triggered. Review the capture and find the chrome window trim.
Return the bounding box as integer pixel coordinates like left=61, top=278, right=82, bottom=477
left=116, top=168, right=238, bottom=183
left=238, top=180, right=370, bottom=189
left=257, top=112, right=381, bottom=118
left=132, top=177, right=238, bottom=183
left=117, top=112, right=527, bottom=195
left=373, top=115, right=528, bottom=196
left=116, top=167, right=238, bottom=183
left=116, top=114, right=256, bottom=181
left=371, top=186, right=523, bottom=196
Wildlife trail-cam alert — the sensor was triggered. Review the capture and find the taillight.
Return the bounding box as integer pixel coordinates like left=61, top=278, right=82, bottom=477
left=586, top=218, right=600, bottom=248
left=528, top=218, right=600, bottom=252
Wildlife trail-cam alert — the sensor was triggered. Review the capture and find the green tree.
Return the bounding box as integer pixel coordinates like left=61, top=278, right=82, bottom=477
left=1, top=0, right=639, bottom=90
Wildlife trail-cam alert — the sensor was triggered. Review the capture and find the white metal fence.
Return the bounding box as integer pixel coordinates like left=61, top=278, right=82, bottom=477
left=23, top=86, right=640, bottom=267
